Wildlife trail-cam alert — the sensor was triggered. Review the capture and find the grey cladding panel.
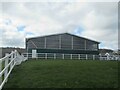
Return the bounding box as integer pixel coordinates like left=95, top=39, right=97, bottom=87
left=86, top=40, right=98, bottom=50
left=73, top=36, right=85, bottom=50
left=46, top=35, right=59, bottom=49
left=27, top=41, right=35, bottom=49
left=27, top=37, right=45, bottom=49
left=61, top=34, right=72, bottom=49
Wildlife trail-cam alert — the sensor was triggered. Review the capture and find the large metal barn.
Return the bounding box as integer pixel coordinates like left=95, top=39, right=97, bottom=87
left=25, top=33, right=100, bottom=59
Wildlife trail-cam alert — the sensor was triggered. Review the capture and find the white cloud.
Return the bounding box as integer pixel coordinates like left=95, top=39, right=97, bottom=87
left=0, top=1, right=118, bottom=50
left=81, top=2, right=118, bottom=50
left=0, top=14, right=25, bottom=47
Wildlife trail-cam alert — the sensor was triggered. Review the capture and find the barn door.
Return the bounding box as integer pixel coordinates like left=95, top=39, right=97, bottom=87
left=32, top=49, right=37, bottom=58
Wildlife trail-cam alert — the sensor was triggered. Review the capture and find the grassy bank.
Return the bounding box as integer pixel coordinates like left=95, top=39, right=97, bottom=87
left=3, top=59, right=118, bottom=88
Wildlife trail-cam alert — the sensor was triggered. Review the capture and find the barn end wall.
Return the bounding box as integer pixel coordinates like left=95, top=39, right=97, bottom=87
left=26, top=33, right=100, bottom=55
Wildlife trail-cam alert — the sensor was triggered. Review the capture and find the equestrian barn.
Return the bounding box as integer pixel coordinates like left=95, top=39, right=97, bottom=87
left=26, top=33, right=100, bottom=59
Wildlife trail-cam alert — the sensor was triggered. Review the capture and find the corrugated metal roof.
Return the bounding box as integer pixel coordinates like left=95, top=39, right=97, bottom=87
left=26, top=32, right=100, bottom=44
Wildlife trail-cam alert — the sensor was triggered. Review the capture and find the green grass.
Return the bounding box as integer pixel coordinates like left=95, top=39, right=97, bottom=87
left=3, top=59, right=118, bottom=88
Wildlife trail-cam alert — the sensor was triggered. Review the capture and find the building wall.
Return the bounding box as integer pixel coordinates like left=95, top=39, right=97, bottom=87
left=46, top=35, right=59, bottom=49
left=26, top=33, right=99, bottom=51
left=26, top=34, right=99, bottom=54
left=61, top=34, right=72, bottom=49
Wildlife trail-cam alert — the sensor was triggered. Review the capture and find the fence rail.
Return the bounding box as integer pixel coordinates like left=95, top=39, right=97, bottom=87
left=99, top=55, right=120, bottom=60
left=23, top=53, right=98, bottom=60
left=0, top=50, right=27, bottom=90
left=22, top=53, right=120, bottom=60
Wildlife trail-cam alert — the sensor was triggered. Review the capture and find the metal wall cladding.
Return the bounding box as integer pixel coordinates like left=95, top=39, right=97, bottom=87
left=46, top=35, right=59, bottom=49
left=86, top=40, right=98, bottom=50
left=73, top=36, right=85, bottom=50
left=27, top=37, right=45, bottom=49
left=27, top=33, right=99, bottom=51
left=61, top=34, right=72, bottom=49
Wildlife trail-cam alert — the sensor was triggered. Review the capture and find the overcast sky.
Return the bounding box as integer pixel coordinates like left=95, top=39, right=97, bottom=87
left=0, top=0, right=119, bottom=50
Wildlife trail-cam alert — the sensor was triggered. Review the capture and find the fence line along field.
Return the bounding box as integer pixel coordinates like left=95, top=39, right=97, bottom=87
left=3, top=59, right=118, bottom=88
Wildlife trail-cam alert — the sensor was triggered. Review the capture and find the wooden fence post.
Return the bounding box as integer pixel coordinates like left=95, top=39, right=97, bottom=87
left=86, top=54, right=88, bottom=60
left=14, top=51, right=17, bottom=65
left=93, top=55, right=95, bottom=60
left=62, top=54, right=64, bottom=60
left=45, top=53, right=47, bottom=59
left=0, top=60, right=2, bottom=84
left=70, top=54, right=72, bottom=60
left=54, top=54, right=56, bottom=59
left=10, top=51, right=14, bottom=70
left=4, top=53, right=9, bottom=83
left=78, top=54, right=80, bottom=60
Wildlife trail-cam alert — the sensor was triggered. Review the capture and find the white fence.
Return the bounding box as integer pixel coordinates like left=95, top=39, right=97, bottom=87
left=22, top=53, right=99, bottom=60
left=0, top=50, right=27, bottom=90
left=22, top=53, right=120, bottom=60
left=99, top=55, right=120, bottom=60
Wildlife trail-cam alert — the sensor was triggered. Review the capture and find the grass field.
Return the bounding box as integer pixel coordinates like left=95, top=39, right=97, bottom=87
left=3, top=59, right=118, bottom=88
